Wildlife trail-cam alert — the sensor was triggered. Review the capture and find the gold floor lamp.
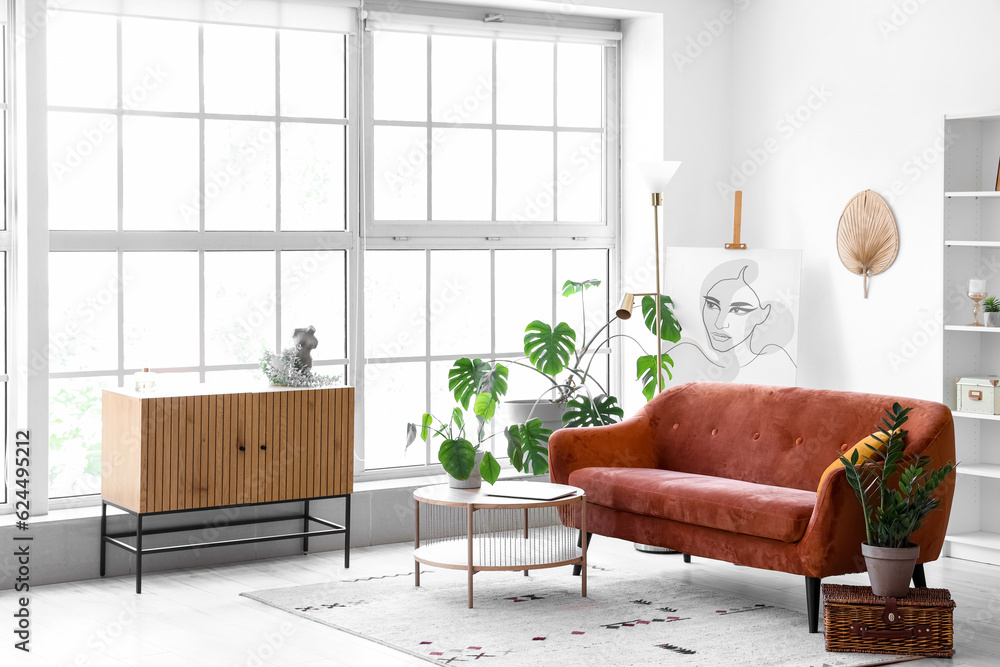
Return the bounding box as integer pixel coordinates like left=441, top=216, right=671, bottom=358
left=617, top=160, right=682, bottom=397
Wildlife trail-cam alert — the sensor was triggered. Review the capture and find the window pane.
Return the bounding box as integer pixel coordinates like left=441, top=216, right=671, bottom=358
left=204, top=25, right=276, bottom=115
left=0, top=254, right=5, bottom=371
left=556, top=249, right=609, bottom=343
left=280, top=31, right=345, bottom=118
left=557, top=132, right=603, bottom=222
left=373, top=31, right=426, bottom=121
left=49, top=252, right=118, bottom=373
left=205, top=251, right=277, bottom=366
left=557, top=43, right=603, bottom=128
left=123, top=116, right=200, bottom=230
left=432, top=128, right=491, bottom=221
left=48, top=112, right=117, bottom=230
left=49, top=376, right=115, bottom=498
left=123, top=252, right=199, bottom=368
left=204, top=120, right=277, bottom=230
left=363, top=361, right=426, bottom=469
left=431, top=36, right=492, bottom=124
left=495, top=250, right=552, bottom=354
left=281, top=250, right=346, bottom=361
left=122, top=18, right=199, bottom=113
left=365, top=250, right=426, bottom=359
left=281, top=123, right=345, bottom=230
left=496, top=130, right=554, bottom=222
left=496, top=40, right=553, bottom=126
left=429, top=250, right=491, bottom=356
left=374, top=126, right=427, bottom=220
left=47, top=12, right=117, bottom=108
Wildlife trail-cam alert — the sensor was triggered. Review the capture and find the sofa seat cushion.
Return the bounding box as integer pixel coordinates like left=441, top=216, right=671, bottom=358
left=569, top=467, right=817, bottom=543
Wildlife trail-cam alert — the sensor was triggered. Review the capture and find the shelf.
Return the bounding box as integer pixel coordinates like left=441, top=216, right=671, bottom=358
left=944, top=112, right=1000, bottom=121
left=945, top=240, right=1000, bottom=247
left=945, top=191, right=1000, bottom=198
left=956, top=464, right=1000, bottom=479
left=944, top=325, right=1000, bottom=332
left=952, top=410, right=1000, bottom=422
left=945, top=532, right=1000, bottom=565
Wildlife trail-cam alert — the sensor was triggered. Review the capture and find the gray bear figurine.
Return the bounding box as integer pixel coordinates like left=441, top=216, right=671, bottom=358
left=292, top=326, right=319, bottom=369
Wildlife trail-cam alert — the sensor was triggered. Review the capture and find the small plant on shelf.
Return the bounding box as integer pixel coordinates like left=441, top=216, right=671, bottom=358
left=984, top=296, right=999, bottom=312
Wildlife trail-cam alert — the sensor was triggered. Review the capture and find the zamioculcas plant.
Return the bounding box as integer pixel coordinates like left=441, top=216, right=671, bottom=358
left=839, top=403, right=956, bottom=549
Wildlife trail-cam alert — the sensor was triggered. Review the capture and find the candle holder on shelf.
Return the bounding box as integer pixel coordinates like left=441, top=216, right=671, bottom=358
left=969, top=291, right=989, bottom=327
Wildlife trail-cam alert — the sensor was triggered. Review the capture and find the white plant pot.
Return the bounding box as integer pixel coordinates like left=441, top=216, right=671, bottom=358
left=448, top=451, right=486, bottom=489
left=504, top=399, right=567, bottom=433
left=986, top=312, right=1000, bottom=327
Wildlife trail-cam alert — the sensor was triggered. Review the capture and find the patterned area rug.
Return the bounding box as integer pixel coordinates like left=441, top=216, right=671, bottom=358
left=242, top=565, right=909, bottom=666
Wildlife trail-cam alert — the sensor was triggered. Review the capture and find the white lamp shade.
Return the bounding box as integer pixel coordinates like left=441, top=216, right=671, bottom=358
left=633, top=160, right=682, bottom=193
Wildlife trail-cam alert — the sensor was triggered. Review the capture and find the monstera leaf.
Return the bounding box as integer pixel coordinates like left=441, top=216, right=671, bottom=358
left=562, top=395, right=624, bottom=427
left=561, top=279, right=601, bottom=297
left=523, top=321, right=576, bottom=376
left=640, top=295, right=682, bottom=342
left=405, top=413, right=435, bottom=451
left=637, top=354, right=675, bottom=401
left=448, top=358, right=508, bottom=410
left=438, top=438, right=477, bottom=480
left=473, top=392, right=498, bottom=419
left=504, top=419, right=551, bottom=476
left=479, top=451, right=502, bottom=485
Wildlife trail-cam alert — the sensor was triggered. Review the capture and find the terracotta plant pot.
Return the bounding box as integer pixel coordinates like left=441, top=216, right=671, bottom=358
left=448, top=451, right=486, bottom=489
left=503, top=399, right=567, bottom=433
left=862, top=543, right=919, bottom=598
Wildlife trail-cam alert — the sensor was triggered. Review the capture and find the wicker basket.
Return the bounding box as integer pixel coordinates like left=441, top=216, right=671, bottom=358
left=823, top=584, right=955, bottom=658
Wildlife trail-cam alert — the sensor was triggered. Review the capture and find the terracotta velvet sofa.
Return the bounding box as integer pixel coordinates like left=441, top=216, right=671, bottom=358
left=549, top=382, right=955, bottom=632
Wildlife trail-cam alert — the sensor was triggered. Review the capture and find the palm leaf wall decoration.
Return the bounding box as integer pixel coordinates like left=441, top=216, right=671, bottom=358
left=836, top=189, right=899, bottom=298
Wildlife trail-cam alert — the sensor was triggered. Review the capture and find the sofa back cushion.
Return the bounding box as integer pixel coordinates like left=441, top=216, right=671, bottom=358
left=645, top=382, right=953, bottom=492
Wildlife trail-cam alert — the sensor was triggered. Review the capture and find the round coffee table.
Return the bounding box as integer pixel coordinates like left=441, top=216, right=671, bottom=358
left=413, top=483, right=587, bottom=608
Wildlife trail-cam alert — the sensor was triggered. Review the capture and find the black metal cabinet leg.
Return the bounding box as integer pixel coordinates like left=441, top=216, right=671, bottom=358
left=344, top=495, right=351, bottom=568
left=135, top=514, right=143, bottom=595
left=573, top=531, right=592, bottom=576
left=912, top=563, right=927, bottom=588
left=806, top=576, right=821, bottom=633
left=302, top=500, right=310, bottom=554
left=100, top=501, right=107, bottom=577
left=683, top=554, right=692, bottom=563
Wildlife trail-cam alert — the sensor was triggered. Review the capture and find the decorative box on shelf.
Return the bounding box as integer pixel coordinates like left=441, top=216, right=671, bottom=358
left=955, top=376, right=1000, bottom=414
left=822, top=584, right=955, bottom=658
left=101, top=383, right=355, bottom=593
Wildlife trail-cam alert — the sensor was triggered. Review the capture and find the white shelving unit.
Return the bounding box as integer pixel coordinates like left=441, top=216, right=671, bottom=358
left=943, top=112, right=1000, bottom=566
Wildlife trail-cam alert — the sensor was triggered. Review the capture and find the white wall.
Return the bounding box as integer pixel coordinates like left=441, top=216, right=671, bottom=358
left=726, top=0, right=1000, bottom=399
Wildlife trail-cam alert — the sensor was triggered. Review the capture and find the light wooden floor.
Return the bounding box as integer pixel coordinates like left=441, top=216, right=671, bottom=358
left=2, top=537, right=998, bottom=666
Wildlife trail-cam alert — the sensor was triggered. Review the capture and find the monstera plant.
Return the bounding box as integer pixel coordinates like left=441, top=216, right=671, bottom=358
left=509, top=279, right=682, bottom=428
left=405, top=358, right=551, bottom=485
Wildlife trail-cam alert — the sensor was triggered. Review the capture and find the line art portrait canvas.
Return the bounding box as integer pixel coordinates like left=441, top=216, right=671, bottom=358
left=661, top=247, right=802, bottom=387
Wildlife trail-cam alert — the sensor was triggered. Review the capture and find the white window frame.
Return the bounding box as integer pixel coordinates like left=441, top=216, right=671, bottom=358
left=355, top=11, right=622, bottom=480
left=38, top=6, right=361, bottom=506
left=1, top=0, right=12, bottom=507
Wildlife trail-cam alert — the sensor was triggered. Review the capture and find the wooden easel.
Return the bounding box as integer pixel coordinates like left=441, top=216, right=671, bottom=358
left=725, top=190, right=747, bottom=249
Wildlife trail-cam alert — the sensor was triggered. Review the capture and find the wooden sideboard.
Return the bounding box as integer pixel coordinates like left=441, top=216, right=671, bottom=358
left=100, top=384, right=354, bottom=593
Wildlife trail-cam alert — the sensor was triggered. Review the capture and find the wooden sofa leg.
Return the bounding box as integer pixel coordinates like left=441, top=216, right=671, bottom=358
left=572, top=531, right=592, bottom=576
left=806, top=576, right=821, bottom=633
left=682, top=554, right=691, bottom=563
left=912, top=563, right=926, bottom=588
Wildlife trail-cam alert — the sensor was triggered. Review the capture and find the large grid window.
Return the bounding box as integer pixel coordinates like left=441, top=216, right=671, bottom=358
left=46, top=9, right=354, bottom=498
left=362, top=26, right=619, bottom=474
